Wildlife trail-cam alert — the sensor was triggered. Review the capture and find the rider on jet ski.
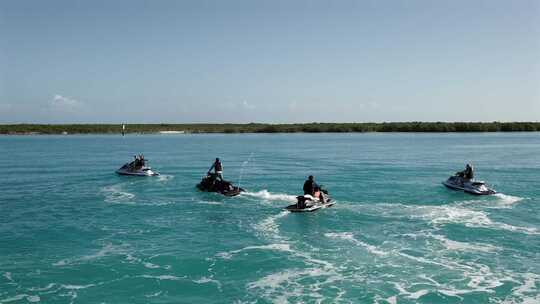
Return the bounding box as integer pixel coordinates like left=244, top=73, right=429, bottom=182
left=457, top=164, right=474, bottom=180
left=130, top=154, right=145, bottom=171
left=303, top=175, right=325, bottom=202
left=303, top=175, right=318, bottom=195
left=208, top=158, right=223, bottom=181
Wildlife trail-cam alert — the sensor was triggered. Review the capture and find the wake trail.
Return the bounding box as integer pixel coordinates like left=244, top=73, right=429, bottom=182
left=101, top=184, right=136, bottom=205
left=493, top=193, right=524, bottom=207
left=242, top=190, right=297, bottom=203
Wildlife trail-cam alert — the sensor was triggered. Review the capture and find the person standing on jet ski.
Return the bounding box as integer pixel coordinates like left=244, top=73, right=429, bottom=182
left=208, top=158, right=224, bottom=181
left=303, top=175, right=318, bottom=195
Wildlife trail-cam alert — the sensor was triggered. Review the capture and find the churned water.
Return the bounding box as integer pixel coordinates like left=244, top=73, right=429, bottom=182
left=0, top=133, right=539, bottom=303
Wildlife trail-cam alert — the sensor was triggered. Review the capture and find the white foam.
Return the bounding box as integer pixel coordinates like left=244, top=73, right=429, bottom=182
left=193, top=276, right=222, bottom=290
left=508, top=273, right=539, bottom=303
left=396, top=252, right=453, bottom=270
left=60, top=284, right=95, bottom=290
left=394, top=282, right=430, bottom=300
left=343, top=202, right=538, bottom=234
left=391, top=245, right=528, bottom=300
left=324, top=232, right=387, bottom=256
left=242, top=190, right=297, bottom=202
left=253, top=210, right=289, bottom=240
left=421, top=205, right=492, bottom=226
left=217, top=241, right=334, bottom=273
left=198, top=201, right=223, bottom=205
left=126, top=254, right=168, bottom=269
left=0, top=294, right=30, bottom=303
left=54, top=243, right=129, bottom=266
left=409, top=205, right=538, bottom=235
left=26, top=295, right=40, bottom=302
left=512, top=273, right=538, bottom=294
left=430, top=234, right=500, bottom=253
left=145, top=291, right=162, bottom=298
left=247, top=269, right=304, bottom=290
left=3, top=272, right=12, bottom=282
left=246, top=266, right=343, bottom=303
left=143, top=262, right=161, bottom=269
left=216, top=243, right=292, bottom=260
left=141, top=200, right=175, bottom=206
left=140, top=275, right=186, bottom=281
left=101, top=184, right=136, bottom=205
left=157, top=174, right=174, bottom=182
left=493, top=193, right=524, bottom=207
left=28, top=283, right=56, bottom=292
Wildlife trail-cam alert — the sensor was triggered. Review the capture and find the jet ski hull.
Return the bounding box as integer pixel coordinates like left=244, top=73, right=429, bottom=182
left=196, top=184, right=245, bottom=197
left=116, top=166, right=159, bottom=176
left=196, top=174, right=244, bottom=197
left=285, top=200, right=334, bottom=212
left=464, top=187, right=497, bottom=195
left=443, top=180, right=464, bottom=190
left=285, top=193, right=334, bottom=212
left=443, top=176, right=496, bottom=195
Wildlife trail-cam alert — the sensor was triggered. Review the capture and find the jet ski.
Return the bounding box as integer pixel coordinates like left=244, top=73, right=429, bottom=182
left=116, top=158, right=159, bottom=176
left=285, top=187, right=334, bottom=212
left=196, top=173, right=245, bottom=197
left=443, top=175, right=496, bottom=195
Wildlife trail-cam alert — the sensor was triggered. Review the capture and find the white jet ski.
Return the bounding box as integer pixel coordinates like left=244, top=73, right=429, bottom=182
left=285, top=188, right=334, bottom=212
left=116, top=158, right=159, bottom=176
left=443, top=175, right=496, bottom=195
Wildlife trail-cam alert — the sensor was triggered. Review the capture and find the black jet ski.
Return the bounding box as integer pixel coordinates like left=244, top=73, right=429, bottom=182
left=196, top=173, right=245, bottom=197
left=285, top=187, right=334, bottom=212
left=116, top=158, right=159, bottom=176
left=443, top=175, right=496, bottom=195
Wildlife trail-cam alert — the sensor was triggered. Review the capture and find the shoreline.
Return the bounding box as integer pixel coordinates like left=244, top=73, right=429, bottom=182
left=1, top=122, right=539, bottom=135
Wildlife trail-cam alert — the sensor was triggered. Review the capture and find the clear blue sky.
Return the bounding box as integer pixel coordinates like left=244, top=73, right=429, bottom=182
left=1, top=0, right=539, bottom=123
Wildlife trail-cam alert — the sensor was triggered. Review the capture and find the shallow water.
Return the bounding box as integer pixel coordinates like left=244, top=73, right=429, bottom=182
left=0, top=133, right=539, bottom=303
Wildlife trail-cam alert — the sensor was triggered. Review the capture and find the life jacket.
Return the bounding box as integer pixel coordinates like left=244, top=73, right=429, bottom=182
left=303, top=180, right=313, bottom=194
left=215, top=161, right=223, bottom=171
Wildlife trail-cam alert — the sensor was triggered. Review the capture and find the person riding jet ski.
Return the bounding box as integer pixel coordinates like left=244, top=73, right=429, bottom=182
left=443, top=164, right=495, bottom=195
left=208, top=158, right=223, bottom=181
left=286, top=176, right=333, bottom=212
left=197, top=159, right=244, bottom=196
left=302, top=175, right=326, bottom=202
left=303, top=175, right=318, bottom=195
left=129, top=154, right=146, bottom=170
left=116, top=154, right=158, bottom=176
left=457, top=164, right=474, bottom=180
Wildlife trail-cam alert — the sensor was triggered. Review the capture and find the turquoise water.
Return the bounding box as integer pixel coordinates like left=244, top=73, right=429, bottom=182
left=1, top=133, right=539, bottom=303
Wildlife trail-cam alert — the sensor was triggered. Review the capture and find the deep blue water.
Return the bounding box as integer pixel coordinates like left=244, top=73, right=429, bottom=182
left=0, top=133, right=539, bottom=303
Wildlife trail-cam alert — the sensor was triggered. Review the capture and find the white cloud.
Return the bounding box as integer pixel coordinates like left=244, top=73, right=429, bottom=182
left=241, top=100, right=255, bottom=110
left=51, top=94, right=82, bottom=108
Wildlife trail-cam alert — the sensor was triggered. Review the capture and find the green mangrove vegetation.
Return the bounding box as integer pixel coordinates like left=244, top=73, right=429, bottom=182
left=1, top=122, right=539, bottom=135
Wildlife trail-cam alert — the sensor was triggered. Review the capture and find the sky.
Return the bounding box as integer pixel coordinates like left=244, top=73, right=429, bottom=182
left=0, top=0, right=539, bottom=123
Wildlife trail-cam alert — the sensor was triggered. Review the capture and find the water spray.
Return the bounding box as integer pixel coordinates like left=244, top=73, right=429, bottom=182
left=238, top=152, right=255, bottom=189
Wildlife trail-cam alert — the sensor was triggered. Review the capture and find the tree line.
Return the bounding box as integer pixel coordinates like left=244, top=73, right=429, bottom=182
left=1, top=122, right=539, bottom=134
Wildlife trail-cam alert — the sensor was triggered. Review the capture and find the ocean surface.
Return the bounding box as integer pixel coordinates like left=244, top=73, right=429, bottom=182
left=0, top=133, right=539, bottom=304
